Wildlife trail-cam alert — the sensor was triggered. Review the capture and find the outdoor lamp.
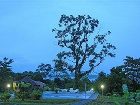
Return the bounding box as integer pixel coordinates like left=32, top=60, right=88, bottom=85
left=7, top=84, right=11, bottom=88
left=91, top=88, right=94, bottom=91
left=101, top=85, right=104, bottom=89
left=100, top=84, right=104, bottom=96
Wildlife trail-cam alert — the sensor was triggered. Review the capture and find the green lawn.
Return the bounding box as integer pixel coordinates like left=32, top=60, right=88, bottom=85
left=88, top=96, right=140, bottom=105
left=0, top=99, right=78, bottom=105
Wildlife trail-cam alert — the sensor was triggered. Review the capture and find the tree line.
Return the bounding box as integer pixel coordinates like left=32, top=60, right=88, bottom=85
left=0, top=56, right=140, bottom=94
left=93, top=56, right=140, bottom=95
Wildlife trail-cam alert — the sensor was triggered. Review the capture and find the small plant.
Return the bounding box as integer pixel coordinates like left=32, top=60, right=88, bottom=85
left=30, top=90, right=42, bottom=100
left=0, top=92, right=11, bottom=102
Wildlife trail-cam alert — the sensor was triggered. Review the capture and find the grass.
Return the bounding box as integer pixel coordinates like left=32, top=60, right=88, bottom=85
left=0, top=99, right=78, bottom=105
left=88, top=96, right=140, bottom=105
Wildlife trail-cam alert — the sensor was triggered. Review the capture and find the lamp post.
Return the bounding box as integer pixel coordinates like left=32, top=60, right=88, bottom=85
left=85, top=83, right=87, bottom=99
left=101, top=84, right=104, bottom=96
left=7, top=83, right=11, bottom=92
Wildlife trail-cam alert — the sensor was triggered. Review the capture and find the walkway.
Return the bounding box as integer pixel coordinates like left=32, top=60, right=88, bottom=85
left=71, top=93, right=99, bottom=105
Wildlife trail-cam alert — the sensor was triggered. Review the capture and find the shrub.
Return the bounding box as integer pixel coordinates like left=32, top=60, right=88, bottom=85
left=16, top=91, right=30, bottom=101
left=136, top=90, right=140, bottom=93
left=30, top=90, right=42, bottom=100
left=125, top=101, right=129, bottom=105
left=106, top=93, right=111, bottom=96
left=118, top=92, right=124, bottom=96
left=113, top=92, right=118, bottom=97
left=0, top=92, right=11, bottom=102
left=44, top=86, right=51, bottom=91
left=15, top=82, right=31, bottom=101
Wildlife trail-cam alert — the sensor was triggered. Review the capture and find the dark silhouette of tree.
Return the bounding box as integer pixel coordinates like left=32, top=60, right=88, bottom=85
left=14, top=71, right=44, bottom=82
left=13, top=73, right=24, bottom=81
left=54, top=78, right=64, bottom=89
left=0, top=57, right=13, bottom=91
left=123, top=56, right=140, bottom=91
left=36, top=63, right=52, bottom=79
left=53, top=54, right=69, bottom=79
left=93, top=71, right=108, bottom=94
left=32, top=72, right=44, bottom=82
left=53, top=15, right=116, bottom=88
left=108, top=66, right=126, bottom=94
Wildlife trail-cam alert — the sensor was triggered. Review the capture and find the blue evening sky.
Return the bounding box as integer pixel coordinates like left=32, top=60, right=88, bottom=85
left=0, top=0, right=140, bottom=74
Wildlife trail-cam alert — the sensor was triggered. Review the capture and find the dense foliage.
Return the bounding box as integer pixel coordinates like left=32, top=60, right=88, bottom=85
left=123, top=56, right=140, bottom=92
left=15, top=82, right=42, bottom=100
left=15, top=82, right=31, bottom=100
left=30, top=90, right=42, bottom=100
left=0, top=57, right=13, bottom=92
left=93, top=56, right=140, bottom=95
left=0, top=92, right=11, bottom=102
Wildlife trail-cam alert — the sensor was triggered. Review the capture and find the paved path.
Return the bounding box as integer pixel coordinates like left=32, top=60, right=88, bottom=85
left=71, top=93, right=98, bottom=105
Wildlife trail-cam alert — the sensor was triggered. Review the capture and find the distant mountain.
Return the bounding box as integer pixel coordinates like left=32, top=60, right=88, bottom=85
left=45, top=72, right=98, bottom=81
left=69, top=73, right=98, bottom=81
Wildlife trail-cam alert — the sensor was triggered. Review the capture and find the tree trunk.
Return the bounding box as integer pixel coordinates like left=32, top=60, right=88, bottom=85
left=75, top=72, right=81, bottom=89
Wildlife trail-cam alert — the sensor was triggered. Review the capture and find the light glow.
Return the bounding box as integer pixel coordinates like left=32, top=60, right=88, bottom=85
left=7, top=84, right=11, bottom=88
left=101, top=85, right=104, bottom=89
left=91, top=88, right=94, bottom=91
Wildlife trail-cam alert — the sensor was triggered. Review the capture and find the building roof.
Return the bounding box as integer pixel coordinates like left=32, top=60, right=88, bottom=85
left=19, top=76, right=46, bottom=87
left=34, top=81, right=46, bottom=86
left=19, top=76, right=37, bottom=85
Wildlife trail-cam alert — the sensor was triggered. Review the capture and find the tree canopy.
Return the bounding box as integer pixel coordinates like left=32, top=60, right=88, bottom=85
left=36, top=63, right=52, bottom=79
left=53, top=15, right=116, bottom=88
left=123, top=56, right=140, bottom=91
left=0, top=57, right=13, bottom=91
